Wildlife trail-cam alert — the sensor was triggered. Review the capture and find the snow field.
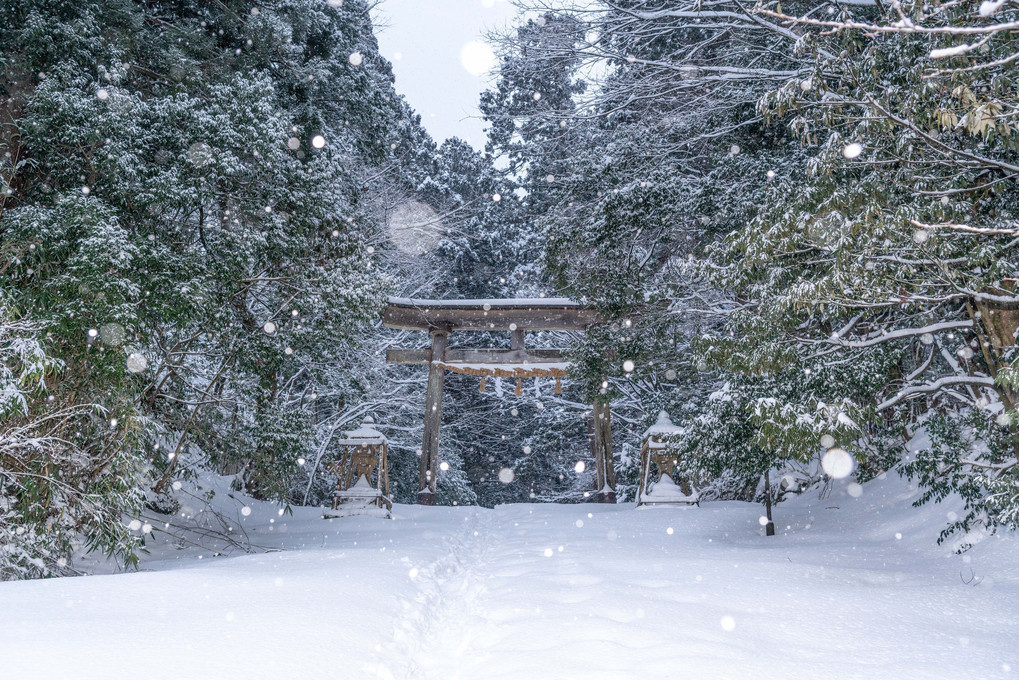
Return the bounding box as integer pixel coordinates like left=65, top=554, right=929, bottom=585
left=0, top=472, right=1016, bottom=680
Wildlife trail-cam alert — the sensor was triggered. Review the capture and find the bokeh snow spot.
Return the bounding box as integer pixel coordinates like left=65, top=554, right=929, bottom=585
left=126, top=352, right=147, bottom=373
left=821, top=447, right=854, bottom=479
left=387, top=200, right=443, bottom=255
left=460, top=40, right=497, bottom=76
left=100, top=323, right=126, bottom=347
left=842, top=142, right=863, bottom=159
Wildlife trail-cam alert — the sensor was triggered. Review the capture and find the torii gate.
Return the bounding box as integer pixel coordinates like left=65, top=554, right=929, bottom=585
left=383, top=297, right=616, bottom=505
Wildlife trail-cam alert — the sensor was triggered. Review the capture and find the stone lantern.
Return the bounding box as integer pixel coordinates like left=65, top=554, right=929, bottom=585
left=325, top=416, right=392, bottom=516
left=637, top=411, right=698, bottom=506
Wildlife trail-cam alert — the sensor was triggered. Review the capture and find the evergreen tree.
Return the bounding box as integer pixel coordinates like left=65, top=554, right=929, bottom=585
left=703, top=0, right=1019, bottom=539
left=0, top=0, right=402, bottom=577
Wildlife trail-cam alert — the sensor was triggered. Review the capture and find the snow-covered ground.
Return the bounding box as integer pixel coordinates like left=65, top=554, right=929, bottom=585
left=1, top=473, right=1017, bottom=680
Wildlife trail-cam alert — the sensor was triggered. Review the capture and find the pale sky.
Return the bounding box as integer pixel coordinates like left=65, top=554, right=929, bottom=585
left=371, top=0, right=518, bottom=151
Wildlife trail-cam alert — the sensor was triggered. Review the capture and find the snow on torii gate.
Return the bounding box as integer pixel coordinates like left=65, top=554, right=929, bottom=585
left=383, top=297, right=616, bottom=505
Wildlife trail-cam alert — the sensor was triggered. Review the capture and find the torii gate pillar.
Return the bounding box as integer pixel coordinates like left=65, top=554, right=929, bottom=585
left=418, top=329, right=448, bottom=505
left=592, top=397, right=616, bottom=503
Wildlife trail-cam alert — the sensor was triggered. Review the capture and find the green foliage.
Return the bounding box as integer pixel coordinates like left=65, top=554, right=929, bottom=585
left=750, top=397, right=865, bottom=463
left=0, top=0, right=401, bottom=578
left=904, top=409, right=1019, bottom=548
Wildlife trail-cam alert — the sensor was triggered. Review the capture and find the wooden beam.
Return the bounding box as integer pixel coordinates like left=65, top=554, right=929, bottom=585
left=418, top=331, right=447, bottom=505
left=382, top=297, right=599, bottom=332
left=387, top=348, right=565, bottom=365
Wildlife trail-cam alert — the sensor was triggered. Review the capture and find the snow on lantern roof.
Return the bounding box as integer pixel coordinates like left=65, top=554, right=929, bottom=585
left=340, top=416, right=387, bottom=444
left=643, top=411, right=684, bottom=439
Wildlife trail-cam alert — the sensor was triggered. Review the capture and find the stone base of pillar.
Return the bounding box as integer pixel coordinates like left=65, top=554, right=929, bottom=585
left=417, top=490, right=435, bottom=506
left=593, top=489, right=617, bottom=504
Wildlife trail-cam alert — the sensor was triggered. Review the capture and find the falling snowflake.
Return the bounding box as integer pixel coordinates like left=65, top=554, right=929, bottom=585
left=126, top=352, right=148, bottom=373
left=387, top=200, right=443, bottom=255
left=187, top=142, right=213, bottom=167
left=821, top=447, right=854, bottom=479
left=460, top=40, right=496, bottom=76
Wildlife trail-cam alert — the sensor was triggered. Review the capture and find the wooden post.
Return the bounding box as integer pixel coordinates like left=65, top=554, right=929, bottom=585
left=763, top=469, right=775, bottom=536
left=510, top=328, right=526, bottom=351
left=592, top=397, right=616, bottom=503
left=418, top=329, right=448, bottom=505
left=636, top=445, right=650, bottom=506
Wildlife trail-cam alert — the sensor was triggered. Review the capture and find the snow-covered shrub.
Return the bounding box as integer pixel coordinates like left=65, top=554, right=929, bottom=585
left=905, top=410, right=1019, bottom=548
left=0, top=295, right=144, bottom=579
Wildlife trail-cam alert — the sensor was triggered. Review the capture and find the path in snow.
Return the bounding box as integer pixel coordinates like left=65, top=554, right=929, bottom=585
left=0, top=473, right=1017, bottom=680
